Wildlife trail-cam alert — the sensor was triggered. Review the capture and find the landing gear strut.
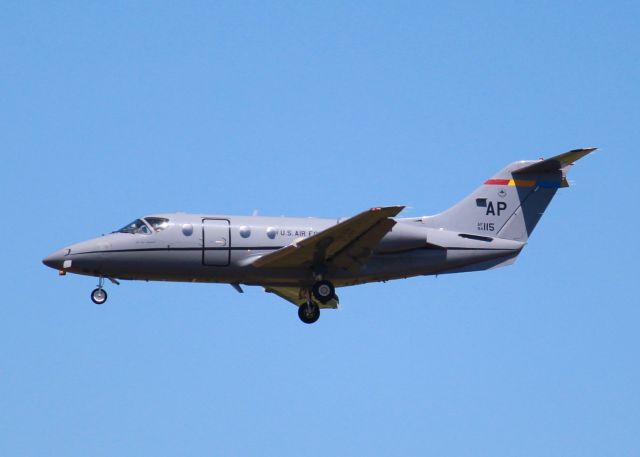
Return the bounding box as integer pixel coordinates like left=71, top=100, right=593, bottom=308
left=91, top=277, right=108, bottom=305
left=312, top=279, right=335, bottom=304
left=298, top=300, right=320, bottom=324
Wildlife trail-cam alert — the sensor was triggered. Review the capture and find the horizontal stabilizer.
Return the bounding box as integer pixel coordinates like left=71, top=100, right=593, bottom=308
left=513, top=147, right=597, bottom=174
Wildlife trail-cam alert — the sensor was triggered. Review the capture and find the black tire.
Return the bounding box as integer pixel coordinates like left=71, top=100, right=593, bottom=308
left=312, top=280, right=335, bottom=304
left=298, top=302, right=320, bottom=324
left=91, top=288, right=108, bottom=305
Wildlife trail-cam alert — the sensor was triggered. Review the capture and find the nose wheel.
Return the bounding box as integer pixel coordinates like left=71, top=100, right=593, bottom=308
left=91, top=288, right=108, bottom=305
left=90, top=277, right=108, bottom=305
left=298, top=301, right=320, bottom=324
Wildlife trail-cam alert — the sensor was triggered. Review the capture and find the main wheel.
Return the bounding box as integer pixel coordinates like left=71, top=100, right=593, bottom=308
left=91, top=288, right=108, bottom=305
left=298, top=302, right=320, bottom=324
left=312, top=280, right=335, bottom=304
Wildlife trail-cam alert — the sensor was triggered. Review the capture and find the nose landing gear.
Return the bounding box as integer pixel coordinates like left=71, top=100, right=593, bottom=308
left=91, top=288, right=107, bottom=305
left=90, top=276, right=118, bottom=305
left=91, top=277, right=108, bottom=305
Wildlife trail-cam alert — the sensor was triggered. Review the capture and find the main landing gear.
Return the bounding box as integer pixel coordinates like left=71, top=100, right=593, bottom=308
left=298, top=300, right=320, bottom=324
left=297, top=279, right=336, bottom=324
left=312, top=279, right=335, bottom=304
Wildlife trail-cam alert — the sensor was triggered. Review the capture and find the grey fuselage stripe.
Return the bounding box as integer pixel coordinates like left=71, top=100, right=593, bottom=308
left=70, top=246, right=519, bottom=256
left=70, top=247, right=284, bottom=255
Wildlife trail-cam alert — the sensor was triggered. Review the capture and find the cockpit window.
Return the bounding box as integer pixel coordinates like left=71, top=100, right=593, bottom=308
left=145, top=217, right=170, bottom=232
left=116, top=219, right=151, bottom=234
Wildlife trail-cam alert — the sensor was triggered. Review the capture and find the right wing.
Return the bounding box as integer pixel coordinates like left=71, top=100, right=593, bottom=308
left=264, top=286, right=339, bottom=309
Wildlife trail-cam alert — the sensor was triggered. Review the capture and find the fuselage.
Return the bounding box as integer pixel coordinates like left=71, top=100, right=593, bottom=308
left=43, top=212, right=524, bottom=288
left=41, top=148, right=595, bottom=324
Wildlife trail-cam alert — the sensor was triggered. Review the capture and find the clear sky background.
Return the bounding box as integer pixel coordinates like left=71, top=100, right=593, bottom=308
left=1, top=1, right=639, bottom=456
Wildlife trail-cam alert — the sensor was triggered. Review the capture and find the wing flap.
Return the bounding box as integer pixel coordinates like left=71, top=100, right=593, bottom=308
left=331, top=217, right=396, bottom=272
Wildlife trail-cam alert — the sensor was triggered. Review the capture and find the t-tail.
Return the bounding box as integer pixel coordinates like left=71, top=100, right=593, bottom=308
left=423, top=148, right=597, bottom=242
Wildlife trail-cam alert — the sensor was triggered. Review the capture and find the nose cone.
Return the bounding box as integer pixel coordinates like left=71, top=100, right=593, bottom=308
left=42, top=248, right=67, bottom=270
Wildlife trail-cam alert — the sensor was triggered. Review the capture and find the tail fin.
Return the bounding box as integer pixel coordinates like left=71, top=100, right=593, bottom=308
left=423, top=148, right=597, bottom=242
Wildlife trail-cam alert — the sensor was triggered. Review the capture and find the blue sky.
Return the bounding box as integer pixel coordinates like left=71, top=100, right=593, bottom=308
left=2, top=1, right=639, bottom=455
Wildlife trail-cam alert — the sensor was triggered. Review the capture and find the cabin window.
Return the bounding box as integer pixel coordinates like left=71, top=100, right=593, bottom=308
left=239, top=225, right=251, bottom=238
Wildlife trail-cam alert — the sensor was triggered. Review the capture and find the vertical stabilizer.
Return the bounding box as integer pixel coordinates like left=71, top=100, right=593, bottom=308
left=422, top=148, right=596, bottom=242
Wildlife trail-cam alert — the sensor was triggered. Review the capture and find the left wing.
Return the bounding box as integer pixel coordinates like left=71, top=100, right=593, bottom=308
left=252, top=206, right=404, bottom=272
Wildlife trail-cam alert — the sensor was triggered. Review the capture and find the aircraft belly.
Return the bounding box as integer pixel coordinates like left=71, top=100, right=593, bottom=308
left=328, top=247, right=520, bottom=286
left=100, top=249, right=201, bottom=278
left=97, top=248, right=308, bottom=284
left=86, top=244, right=519, bottom=286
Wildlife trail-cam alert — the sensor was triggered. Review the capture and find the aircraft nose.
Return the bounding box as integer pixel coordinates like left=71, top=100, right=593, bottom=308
left=42, top=248, right=67, bottom=270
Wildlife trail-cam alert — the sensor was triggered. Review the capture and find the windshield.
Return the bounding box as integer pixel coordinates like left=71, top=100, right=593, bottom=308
left=145, top=217, right=170, bottom=232
left=116, top=219, right=151, bottom=234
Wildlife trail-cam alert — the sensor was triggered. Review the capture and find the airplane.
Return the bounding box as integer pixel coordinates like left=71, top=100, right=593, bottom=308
left=43, top=148, right=596, bottom=324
